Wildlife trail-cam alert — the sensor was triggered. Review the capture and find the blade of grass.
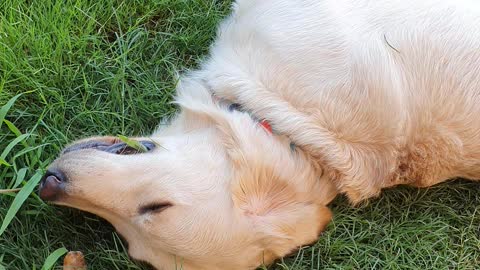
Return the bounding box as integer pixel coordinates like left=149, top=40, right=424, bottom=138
left=0, top=93, right=22, bottom=131
left=12, top=167, right=28, bottom=189
left=3, top=119, right=29, bottom=147
left=40, top=247, right=68, bottom=270
left=0, top=171, right=43, bottom=236
left=13, top=143, right=48, bottom=161
left=0, top=158, right=11, bottom=167
left=0, top=188, right=21, bottom=194
left=117, top=135, right=148, bottom=152
left=0, top=133, right=29, bottom=160
left=3, top=119, right=23, bottom=137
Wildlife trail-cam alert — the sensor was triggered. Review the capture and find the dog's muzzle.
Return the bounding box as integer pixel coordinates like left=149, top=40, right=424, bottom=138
left=38, top=139, right=156, bottom=201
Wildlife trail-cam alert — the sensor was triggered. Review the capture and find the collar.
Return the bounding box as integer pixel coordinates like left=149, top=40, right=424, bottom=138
left=214, top=96, right=296, bottom=152
left=226, top=102, right=273, bottom=134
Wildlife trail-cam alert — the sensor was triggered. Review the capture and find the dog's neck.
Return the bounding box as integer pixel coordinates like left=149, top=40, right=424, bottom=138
left=213, top=96, right=273, bottom=133
left=211, top=94, right=299, bottom=153
left=170, top=78, right=339, bottom=207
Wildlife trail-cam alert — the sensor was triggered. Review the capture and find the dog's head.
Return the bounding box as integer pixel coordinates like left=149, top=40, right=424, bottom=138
left=39, top=82, right=337, bottom=270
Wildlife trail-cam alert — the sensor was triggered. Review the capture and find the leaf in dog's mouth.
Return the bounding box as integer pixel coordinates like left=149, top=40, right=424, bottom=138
left=117, top=135, right=149, bottom=153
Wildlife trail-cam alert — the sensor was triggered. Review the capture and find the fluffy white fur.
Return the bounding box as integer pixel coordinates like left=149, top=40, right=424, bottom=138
left=46, top=0, right=480, bottom=269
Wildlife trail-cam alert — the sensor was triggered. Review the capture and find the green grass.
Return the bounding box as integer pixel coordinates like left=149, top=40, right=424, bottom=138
left=0, top=0, right=479, bottom=269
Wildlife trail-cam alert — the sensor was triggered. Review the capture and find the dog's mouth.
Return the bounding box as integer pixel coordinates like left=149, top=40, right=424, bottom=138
left=61, top=140, right=156, bottom=155
left=39, top=138, right=156, bottom=201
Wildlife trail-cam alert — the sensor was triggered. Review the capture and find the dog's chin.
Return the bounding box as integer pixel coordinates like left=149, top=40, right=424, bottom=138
left=50, top=197, right=113, bottom=224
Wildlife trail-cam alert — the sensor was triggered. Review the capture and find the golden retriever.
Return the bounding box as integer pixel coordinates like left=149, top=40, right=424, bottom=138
left=39, top=0, right=480, bottom=269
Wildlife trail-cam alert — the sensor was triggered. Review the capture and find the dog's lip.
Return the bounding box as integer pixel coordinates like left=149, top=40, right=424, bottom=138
left=101, top=141, right=156, bottom=155
left=62, top=140, right=156, bottom=155
left=61, top=141, right=112, bottom=155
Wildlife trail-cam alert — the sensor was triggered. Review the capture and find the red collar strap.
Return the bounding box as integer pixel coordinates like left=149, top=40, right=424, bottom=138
left=212, top=95, right=296, bottom=151
left=259, top=119, right=273, bottom=134
left=227, top=103, right=273, bottom=134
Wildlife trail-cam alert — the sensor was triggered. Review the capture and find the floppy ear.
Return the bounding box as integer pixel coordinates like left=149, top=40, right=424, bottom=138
left=176, top=81, right=333, bottom=258
left=204, top=110, right=333, bottom=260
left=231, top=165, right=332, bottom=261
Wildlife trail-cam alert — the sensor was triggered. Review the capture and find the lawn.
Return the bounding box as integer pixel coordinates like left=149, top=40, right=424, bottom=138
left=0, top=0, right=479, bottom=269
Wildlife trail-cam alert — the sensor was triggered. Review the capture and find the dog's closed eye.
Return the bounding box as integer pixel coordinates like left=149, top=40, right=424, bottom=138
left=139, top=202, right=172, bottom=215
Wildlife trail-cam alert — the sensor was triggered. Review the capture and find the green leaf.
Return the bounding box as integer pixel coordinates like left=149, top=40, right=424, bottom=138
left=117, top=135, right=148, bottom=152
left=0, top=93, right=22, bottom=131
left=0, top=158, right=11, bottom=167
left=0, top=254, right=4, bottom=270
left=1, top=133, right=29, bottom=160
left=13, top=167, right=28, bottom=189
left=3, top=119, right=22, bottom=137
left=13, top=143, right=48, bottom=160
left=41, top=247, right=68, bottom=270
left=4, top=119, right=29, bottom=147
left=0, top=171, right=43, bottom=236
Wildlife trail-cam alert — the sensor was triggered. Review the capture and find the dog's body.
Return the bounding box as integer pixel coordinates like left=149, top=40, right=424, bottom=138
left=188, top=0, right=480, bottom=202
left=39, top=0, right=480, bottom=269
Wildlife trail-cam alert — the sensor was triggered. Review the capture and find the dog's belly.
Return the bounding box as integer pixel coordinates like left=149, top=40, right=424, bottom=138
left=200, top=0, right=480, bottom=198
left=207, top=0, right=480, bottom=140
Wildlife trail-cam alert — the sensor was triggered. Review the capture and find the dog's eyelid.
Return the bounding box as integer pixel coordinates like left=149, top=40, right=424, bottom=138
left=138, top=201, right=173, bottom=215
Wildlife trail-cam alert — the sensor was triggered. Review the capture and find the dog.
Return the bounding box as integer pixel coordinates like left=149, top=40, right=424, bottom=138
left=38, top=0, right=480, bottom=269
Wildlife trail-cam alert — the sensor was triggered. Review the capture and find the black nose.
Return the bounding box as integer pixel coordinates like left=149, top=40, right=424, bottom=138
left=39, top=169, right=67, bottom=201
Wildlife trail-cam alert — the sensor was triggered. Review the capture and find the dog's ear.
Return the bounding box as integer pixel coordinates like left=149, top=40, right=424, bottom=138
left=176, top=83, right=333, bottom=259
left=231, top=165, right=332, bottom=261
left=205, top=111, right=333, bottom=260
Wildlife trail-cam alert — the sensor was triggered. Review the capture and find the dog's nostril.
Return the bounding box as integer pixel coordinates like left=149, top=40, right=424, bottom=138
left=39, top=169, right=67, bottom=201
left=44, top=169, right=66, bottom=183
left=46, top=174, right=61, bottom=184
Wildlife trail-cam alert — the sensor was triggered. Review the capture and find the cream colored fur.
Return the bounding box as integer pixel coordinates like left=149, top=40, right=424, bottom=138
left=46, top=0, right=480, bottom=269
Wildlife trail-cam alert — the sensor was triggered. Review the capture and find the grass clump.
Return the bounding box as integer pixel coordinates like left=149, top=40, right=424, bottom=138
left=0, top=0, right=479, bottom=269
